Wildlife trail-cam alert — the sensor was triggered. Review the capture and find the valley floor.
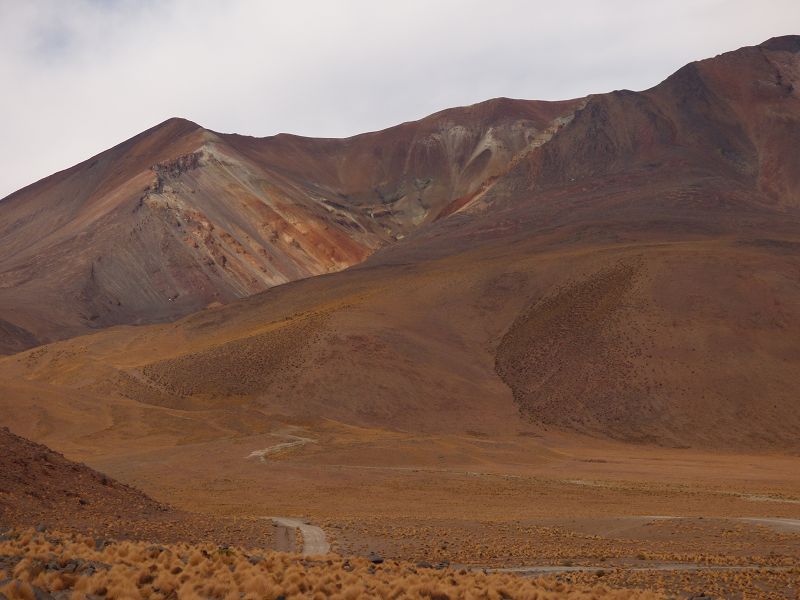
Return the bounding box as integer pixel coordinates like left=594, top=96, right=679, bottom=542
left=81, top=421, right=800, bottom=598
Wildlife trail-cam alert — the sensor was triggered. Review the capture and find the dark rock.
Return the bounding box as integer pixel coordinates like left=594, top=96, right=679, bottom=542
left=68, top=560, right=80, bottom=573
left=80, top=561, right=109, bottom=575
left=247, top=555, right=264, bottom=565
left=27, top=558, right=45, bottom=577
left=416, top=560, right=433, bottom=569
left=368, top=552, right=384, bottom=564
left=63, top=559, right=86, bottom=574
left=32, top=586, right=55, bottom=600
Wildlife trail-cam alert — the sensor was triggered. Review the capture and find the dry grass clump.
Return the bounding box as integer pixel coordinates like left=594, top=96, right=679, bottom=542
left=0, top=529, right=663, bottom=599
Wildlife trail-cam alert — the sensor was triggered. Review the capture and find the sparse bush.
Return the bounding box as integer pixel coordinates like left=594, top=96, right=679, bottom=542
left=0, top=528, right=666, bottom=599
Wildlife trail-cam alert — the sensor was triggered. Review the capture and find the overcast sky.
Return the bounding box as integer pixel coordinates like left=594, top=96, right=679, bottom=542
left=1, top=0, right=797, bottom=199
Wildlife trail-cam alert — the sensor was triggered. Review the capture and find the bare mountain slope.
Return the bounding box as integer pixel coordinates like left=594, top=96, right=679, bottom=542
left=0, top=426, right=275, bottom=547
left=0, top=38, right=799, bottom=450
left=0, top=98, right=580, bottom=354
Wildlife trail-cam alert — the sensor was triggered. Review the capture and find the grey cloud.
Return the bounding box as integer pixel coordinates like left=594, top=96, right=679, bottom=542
left=1, top=0, right=797, bottom=199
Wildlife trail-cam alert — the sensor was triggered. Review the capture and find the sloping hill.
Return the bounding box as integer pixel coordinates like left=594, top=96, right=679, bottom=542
left=0, top=425, right=166, bottom=526
left=0, top=98, right=580, bottom=354
left=0, top=37, right=799, bottom=450
left=0, top=426, right=274, bottom=546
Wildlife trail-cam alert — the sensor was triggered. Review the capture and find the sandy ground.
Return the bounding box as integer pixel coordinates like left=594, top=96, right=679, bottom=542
left=76, top=421, right=795, bottom=596
left=82, top=420, right=800, bottom=558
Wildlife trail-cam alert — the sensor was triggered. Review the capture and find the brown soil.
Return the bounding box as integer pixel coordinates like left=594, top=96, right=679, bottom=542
left=0, top=427, right=273, bottom=549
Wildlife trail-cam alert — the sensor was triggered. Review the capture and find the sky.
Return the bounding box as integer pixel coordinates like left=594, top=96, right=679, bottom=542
left=1, top=0, right=798, bottom=199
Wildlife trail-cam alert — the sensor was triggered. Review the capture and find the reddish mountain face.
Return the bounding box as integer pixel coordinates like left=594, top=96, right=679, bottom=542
left=0, top=37, right=799, bottom=449
left=0, top=98, right=580, bottom=354
left=370, top=35, right=800, bottom=264
left=527, top=35, right=800, bottom=209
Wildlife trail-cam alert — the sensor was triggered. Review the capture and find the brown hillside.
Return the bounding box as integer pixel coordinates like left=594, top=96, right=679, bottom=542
left=0, top=98, right=580, bottom=354
left=0, top=426, right=274, bottom=547
left=0, top=38, right=799, bottom=450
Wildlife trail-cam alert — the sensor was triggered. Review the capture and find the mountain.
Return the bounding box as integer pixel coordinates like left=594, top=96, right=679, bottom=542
left=0, top=36, right=799, bottom=451
left=0, top=98, right=580, bottom=354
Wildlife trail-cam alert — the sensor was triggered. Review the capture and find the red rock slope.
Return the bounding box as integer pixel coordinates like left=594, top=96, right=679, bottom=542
left=0, top=99, right=580, bottom=353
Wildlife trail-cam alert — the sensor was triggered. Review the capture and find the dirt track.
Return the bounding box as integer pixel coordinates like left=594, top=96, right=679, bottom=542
left=493, top=563, right=795, bottom=576
left=271, top=517, right=330, bottom=555
left=247, top=432, right=315, bottom=463
left=739, top=517, right=800, bottom=532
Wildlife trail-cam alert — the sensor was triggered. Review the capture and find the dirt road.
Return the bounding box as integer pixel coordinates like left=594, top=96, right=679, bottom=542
left=247, top=433, right=315, bottom=463
left=271, top=517, right=330, bottom=555
left=492, top=563, right=794, bottom=576
left=739, top=517, right=800, bottom=532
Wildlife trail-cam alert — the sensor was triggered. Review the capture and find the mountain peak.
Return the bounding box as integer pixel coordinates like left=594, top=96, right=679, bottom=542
left=759, top=34, right=800, bottom=52
left=144, top=116, right=204, bottom=137
left=157, top=116, right=202, bottom=128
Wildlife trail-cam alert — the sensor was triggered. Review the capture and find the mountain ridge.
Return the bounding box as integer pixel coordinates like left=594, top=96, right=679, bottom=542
left=1, top=36, right=799, bottom=450
left=0, top=96, right=582, bottom=354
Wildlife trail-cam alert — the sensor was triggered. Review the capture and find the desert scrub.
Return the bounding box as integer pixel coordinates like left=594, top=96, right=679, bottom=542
left=0, top=528, right=664, bottom=599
